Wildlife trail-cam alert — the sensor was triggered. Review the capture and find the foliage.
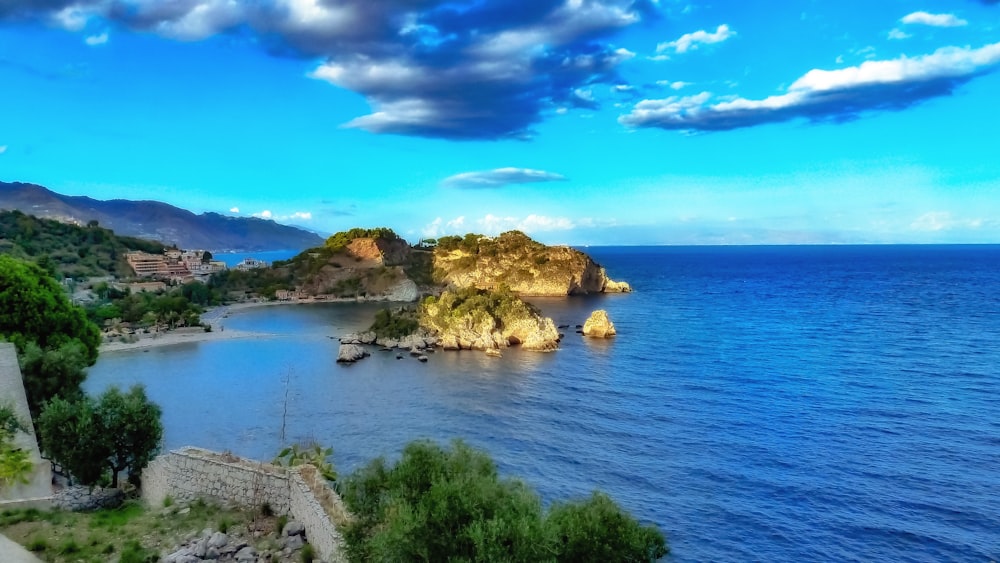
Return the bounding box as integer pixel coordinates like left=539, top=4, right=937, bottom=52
left=340, top=439, right=667, bottom=563
left=0, top=404, right=33, bottom=489
left=18, top=341, right=90, bottom=416
left=0, top=255, right=101, bottom=362
left=273, top=442, right=337, bottom=481
left=324, top=227, right=400, bottom=253
left=207, top=267, right=293, bottom=300
left=86, top=285, right=208, bottom=329
left=421, top=285, right=541, bottom=334
left=38, top=385, right=163, bottom=488
left=0, top=498, right=264, bottom=563
left=369, top=307, right=420, bottom=339
left=0, top=255, right=101, bottom=414
left=0, top=209, right=164, bottom=279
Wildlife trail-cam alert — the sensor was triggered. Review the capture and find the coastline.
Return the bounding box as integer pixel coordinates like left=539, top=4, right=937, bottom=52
left=99, top=300, right=289, bottom=353
left=99, top=297, right=388, bottom=354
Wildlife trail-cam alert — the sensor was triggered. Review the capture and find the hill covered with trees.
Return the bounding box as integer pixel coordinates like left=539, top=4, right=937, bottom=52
left=0, top=209, right=164, bottom=279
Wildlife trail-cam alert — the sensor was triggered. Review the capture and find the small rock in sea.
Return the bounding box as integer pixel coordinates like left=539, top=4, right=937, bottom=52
left=485, top=348, right=502, bottom=358
left=380, top=347, right=393, bottom=352
left=396, top=354, right=404, bottom=360
left=417, top=355, right=429, bottom=362
left=558, top=324, right=569, bottom=329
left=337, top=343, right=370, bottom=363
left=575, top=324, right=583, bottom=328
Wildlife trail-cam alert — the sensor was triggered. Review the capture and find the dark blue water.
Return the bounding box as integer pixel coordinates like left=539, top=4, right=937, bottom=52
left=86, top=245, right=1000, bottom=562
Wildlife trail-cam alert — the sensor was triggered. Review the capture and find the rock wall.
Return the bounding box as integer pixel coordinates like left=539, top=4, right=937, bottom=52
left=143, top=447, right=347, bottom=563
left=0, top=342, right=53, bottom=510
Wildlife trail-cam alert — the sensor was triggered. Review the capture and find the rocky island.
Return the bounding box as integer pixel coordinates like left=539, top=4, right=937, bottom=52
left=226, top=227, right=628, bottom=359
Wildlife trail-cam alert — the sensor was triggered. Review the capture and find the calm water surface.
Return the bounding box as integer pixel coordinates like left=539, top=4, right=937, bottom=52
left=87, top=246, right=1000, bottom=562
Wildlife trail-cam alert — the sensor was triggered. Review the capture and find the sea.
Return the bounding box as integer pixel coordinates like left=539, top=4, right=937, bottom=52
left=86, top=245, right=1000, bottom=562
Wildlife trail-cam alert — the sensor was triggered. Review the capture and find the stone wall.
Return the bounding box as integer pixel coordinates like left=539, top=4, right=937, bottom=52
left=0, top=342, right=53, bottom=509
left=143, top=447, right=347, bottom=563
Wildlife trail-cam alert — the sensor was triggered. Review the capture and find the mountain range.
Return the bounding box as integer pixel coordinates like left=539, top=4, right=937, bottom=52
left=0, top=181, right=324, bottom=252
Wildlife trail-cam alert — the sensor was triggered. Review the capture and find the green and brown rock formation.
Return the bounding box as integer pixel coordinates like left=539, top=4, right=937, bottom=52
left=420, top=286, right=559, bottom=352
left=432, top=231, right=630, bottom=296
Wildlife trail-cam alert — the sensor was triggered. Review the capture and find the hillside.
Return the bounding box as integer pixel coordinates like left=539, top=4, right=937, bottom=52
left=0, top=181, right=324, bottom=252
left=432, top=231, right=630, bottom=295
left=0, top=209, right=165, bottom=279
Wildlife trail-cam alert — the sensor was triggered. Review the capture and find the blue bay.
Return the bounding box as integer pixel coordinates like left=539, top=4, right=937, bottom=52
left=86, top=245, right=1000, bottom=562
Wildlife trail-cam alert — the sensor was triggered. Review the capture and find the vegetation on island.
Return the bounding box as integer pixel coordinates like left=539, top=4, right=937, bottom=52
left=38, top=385, right=163, bottom=488
left=340, top=439, right=668, bottom=562
left=368, top=306, right=420, bottom=339
left=0, top=255, right=101, bottom=415
left=0, top=210, right=165, bottom=279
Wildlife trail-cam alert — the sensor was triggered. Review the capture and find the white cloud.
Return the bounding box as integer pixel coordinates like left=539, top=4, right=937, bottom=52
left=289, top=212, right=312, bottom=221
left=52, top=5, right=92, bottom=31
left=657, top=24, right=734, bottom=55
left=888, top=29, right=911, bottom=41
left=85, top=32, right=109, bottom=46
left=901, top=11, right=968, bottom=28
left=477, top=214, right=575, bottom=235
left=442, top=167, right=567, bottom=189
left=422, top=216, right=467, bottom=238
left=229, top=207, right=240, bottom=213
left=254, top=210, right=273, bottom=219
left=621, top=41, right=1000, bottom=131
left=910, top=212, right=983, bottom=232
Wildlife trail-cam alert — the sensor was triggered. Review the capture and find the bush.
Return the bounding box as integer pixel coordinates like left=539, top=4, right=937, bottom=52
left=340, top=439, right=667, bottom=562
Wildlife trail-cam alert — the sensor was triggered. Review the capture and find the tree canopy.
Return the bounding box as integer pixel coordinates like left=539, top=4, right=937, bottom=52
left=0, top=255, right=101, bottom=362
left=38, top=385, right=163, bottom=488
left=340, top=439, right=668, bottom=562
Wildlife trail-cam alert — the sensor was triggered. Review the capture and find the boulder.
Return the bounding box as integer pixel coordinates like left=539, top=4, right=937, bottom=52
left=582, top=310, right=616, bottom=338
left=337, top=343, right=370, bottom=363
left=208, top=531, right=229, bottom=549
left=282, top=521, right=306, bottom=537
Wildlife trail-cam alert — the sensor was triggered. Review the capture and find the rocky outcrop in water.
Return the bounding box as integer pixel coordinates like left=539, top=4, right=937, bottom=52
left=582, top=309, right=616, bottom=338
left=337, top=343, right=370, bottom=363
left=421, top=287, right=559, bottom=352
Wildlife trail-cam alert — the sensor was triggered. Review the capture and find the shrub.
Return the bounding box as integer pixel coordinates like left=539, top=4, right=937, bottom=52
left=340, top=439, right=667, bottom=562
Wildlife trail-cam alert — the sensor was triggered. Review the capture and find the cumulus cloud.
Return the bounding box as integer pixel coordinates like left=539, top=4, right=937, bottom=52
left=477, top=214, right=575, bottom=234
left=620, top=41, right=1000, bottom=131
left=656, top=24, right=733, bottom=55
left=441, top=167, right=567, bottom=189
left=888, top=29, right=912, bottom=40
left=1, top=0, right=649, bottom=140
left=229, top=206, right=240, bottom=213
left=422, top=216, right=467, bottom=238
left=249, top=209, right=312, bottom=221
left=84, top=31, right=108, bottom=45
left=901, top=11, right=968, bottom=27
left=910, top=211, right=984, bottom=231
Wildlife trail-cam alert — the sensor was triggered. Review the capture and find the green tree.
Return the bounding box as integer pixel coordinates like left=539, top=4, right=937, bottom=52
left=38, top=385, right=163, bottom=488
left=0, top=255, right=101, bottom=362
left=340, top=439, right=667, bottom=562
left=0, top=255, right=101, bottom=415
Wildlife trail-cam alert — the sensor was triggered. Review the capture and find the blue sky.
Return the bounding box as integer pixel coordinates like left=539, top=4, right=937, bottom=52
left=1, top=0, right=998, bottom=245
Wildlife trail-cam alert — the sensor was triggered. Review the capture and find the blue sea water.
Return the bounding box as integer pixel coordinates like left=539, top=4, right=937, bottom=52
left=86, top=245, right=1000, bottom=562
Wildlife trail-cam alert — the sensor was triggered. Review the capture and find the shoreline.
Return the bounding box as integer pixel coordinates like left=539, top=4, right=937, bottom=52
left=98, top=297, right=387, bottom=354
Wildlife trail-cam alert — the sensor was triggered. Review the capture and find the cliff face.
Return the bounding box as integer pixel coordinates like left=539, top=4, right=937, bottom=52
left=433, top=231, right=630, bottom=296
left=420, top=287, right=559, bottom=352
left=283, top=237, right=418, bottom=301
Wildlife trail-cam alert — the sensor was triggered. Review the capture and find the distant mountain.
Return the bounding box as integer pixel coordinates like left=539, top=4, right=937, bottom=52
left=0, top=181, right=325, bottom=252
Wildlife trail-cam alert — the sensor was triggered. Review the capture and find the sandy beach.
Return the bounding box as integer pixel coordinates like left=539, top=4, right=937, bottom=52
left=99, top=301, right=289, bottom=353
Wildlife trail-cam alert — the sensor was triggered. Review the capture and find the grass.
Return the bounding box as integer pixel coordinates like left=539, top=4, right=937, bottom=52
left=0, top=499, right=257, bottom=563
